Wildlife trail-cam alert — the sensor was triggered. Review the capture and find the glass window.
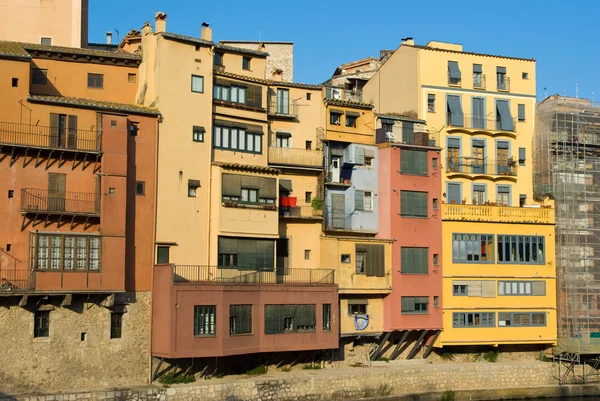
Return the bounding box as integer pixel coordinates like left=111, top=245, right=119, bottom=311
left=32, top=68, right=48, bottom=85
left=323, top=304, right=331, bottom=331
left=265, top=304, right=316, bottom=334
left=364, top=191, right=373, bottom=210
left=428, top=94, right=435, bottom=112
left=497, top=235, right=545, bottom=264
left=110, top=312, right=123, bottom=339
left=346, top=115, right=357, bottom=128
left=401, top=297, right=429, bottom=314
left=87, top=73, right=104, bottom=89
left=157, top=246, right=170, bottom=264
left=330, top=112, right=342, bottom=126
left=230, top=305, right=252, bottom=335
left=242, top=57, right=251, bottom=70
left=34, top=311, right=50, bottom=338
left=193, top=126, right=204, bottom=142
left=214, top=52, right=224, bottom=66
left=453, top=312, right=495, bottom=327
left=452, top=233, right=494, bottom=263
left=191, top=75, right=204, bottom=93
left=348, top=304, right=367, bottom=315
left=355, top=251, right=366, bottom=274
left=194, top=306, right=216, bottom=336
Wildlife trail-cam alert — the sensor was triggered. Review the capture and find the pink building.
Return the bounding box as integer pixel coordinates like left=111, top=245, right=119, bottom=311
left=375, top=116, right=443, bottom=359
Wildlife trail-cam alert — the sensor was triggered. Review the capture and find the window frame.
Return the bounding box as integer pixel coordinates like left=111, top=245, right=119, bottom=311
left=453, top=284, right=468, bottom=296
left=230, top=304, right=252, bottom=335
left=34, top=310, right=50, bottom=338
left=31, top=68, right=48, bottom=85
left=401, top=296, right=429, bottom=314
left=400, top=149, right=428, bottom=176
left=213, top=125, right=263, bottom=155
left=355, top=251, right=366, bottom=274
left=128, top=73, right=137, bottom=83
left=188, top=180, right=200, bottom=197
left=498, top=312, right=546, bottom=327
left=194, top=305, right=217, bottom=337
left=451, top=233, right=494, bottom=264
left=87, top=73, right=104, bottom=89
left=400, top=190, right=428, bottom=218
left=136, top=181, right=145, bottom=196
left=191, top=74, right=205, bottom=93
left=214, top=52, right=224, bottom=66
left=400, top=247, right=428, bottom=274
left=330, top=112, right=342, bottom=126
left=453, top=312, right=495, bottom=328
left=348, top=303, right=367, bottom=315
left=427, top=94, right=435, bottom=113
left=363, top=191, right=373, bottom=211
left=323, top=304, right=332, bottom=331
left=157, top=246, right=170, bottom=264
left=31, top=233, right=101, bottom=272
left=242, top=57, right=252, bottom=70
left=497, top=235, right=545, bottom=264
left=110, top=311, right=124, bottom=339
left=192, top=126, right=205, bottom=142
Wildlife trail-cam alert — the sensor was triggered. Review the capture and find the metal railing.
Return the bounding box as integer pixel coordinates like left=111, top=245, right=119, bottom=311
left=21, top=188, right=100, bottom=215
left=0, top=269, right=34, bottom=291
left=497, top=76, right=510, bottom=91
left=446, top=157, right=517, bottom=176
left=268, top=100, right=298, bottom=117
left=473, top=73, right=486, bottom=89
left=172, top=265, right=335, bottom=285
left=0, top=121, right=101, bottom=152
left=279, top=200, right=323, bottom=218
left=268, top=146, right=323, bottom=167
left=442, top=203, right=555, bottom=224
left=447, top=113, right=517, bottom=132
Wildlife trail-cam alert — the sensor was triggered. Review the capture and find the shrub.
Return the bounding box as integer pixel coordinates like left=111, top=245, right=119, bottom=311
left=158, top=372, right=195, bottom=384
left=441, top=390, right=456, bottom=401
left=377, top=383, right=393, bottom=396
left=377, top=357, right=390, bottom=363
left=246, top=365, right=268, bottom=376
left=441, top=351, right=454, bottom=361
left=302, top=363, right=322, bottom=370
left=483, top=350, right=499, bottom=362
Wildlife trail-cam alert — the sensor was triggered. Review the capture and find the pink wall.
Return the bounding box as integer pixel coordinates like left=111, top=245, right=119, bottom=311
left=378, top=144, right=443, bottom=331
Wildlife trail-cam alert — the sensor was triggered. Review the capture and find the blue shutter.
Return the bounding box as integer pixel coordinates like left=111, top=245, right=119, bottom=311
left=472, top=97, right=485, bottom=129
left=448, top=61, right=461, bottom=80
left=473, top=64, right=482, bottom=73
left=472, top=139, right=485, bottom=147
left=497, top=67, right=506, bottom=74
left=355, top=147, right=365, bottom=165
left=354, top=189, right=364, bottom=211
left=447, top=183, right=461, bottom=204
left=496, top=101, right=514, bottom=131
left=518, top=104, right=525, bottom=121
left=447, top=95, right=464, bottom=127
left=519, top=147, right=526, bottom=166
left=447, top=138, right=461, bottom=148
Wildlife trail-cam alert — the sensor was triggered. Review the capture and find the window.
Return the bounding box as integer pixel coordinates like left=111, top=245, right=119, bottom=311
left=354, top=189, right=371, bottom=211
left=306, top=93, right=312, bottom=101
left=221, top=174, right=276, bottom=206
left=497, top=235, right=545, bottom=264
left=191, top=75, right=204, bottom=93
left=110, top=312, right=123, bottom=339
left=522, top=72, right=529, bottom=80
left=496, top=100, right=514, bottom=131
left=346, top=114, right=358, bottom=128
left=473, top=64, right=483, bottom=88
left=448, top=61, right=461, bottom=85
left=473, top=184, right=486, bottom=205
left=242, top=57, right=251, bottom=70
left=447, top=138, right=461, bottom=172
left=32, top=68, right=48, bottom=85
left=129, top=123, right=138, bottom=136
left=218, top=237, right=275, bottom=271
left=194, top=306, right=216, bottom=336
left=453, top=312, right=495, bottom=328
left=241, top=188, right=258, bottom=203
left=264, top=304, right=316, bottom=334
left=432, top=158, right=438, bottom=169
left=193, top=126, right=205, bottom=142
left=276, top=89, right=290, bottom=114
left=400, top=191, right=428, bottom=217
left=497, top=67, right=507, bottom=90
left=427, top=94, right=435, bottom=112
left=304, top=250, right=311, bottom=260
left=402, top=122, right=415, bottom=144
left=518, top=148, right=526, bottom=166
left=34, top=311, right=50, bottom=338
left=348, top=303, right=367, bottom=315
left=364, top=155, right=373, bottom=167
left=230, top=305, right=252, bottom=335
left=401, top=247, right=428, bottom=274
left=341, top=254, right=351, bottom=263
left=496, top=185, right=511, bottom=206
left=305, top=140, right=312, bottom=150
left=433, top=198, right=438, bottom=210
left=111, top=120, right=117, bottom=127
left=275, top=133, right=290, bottom=147
left=330, top=112, right=342, bottom=125
left=41, top=37, right=52, bottom=46
left=157, top=246, right=170, bottom=264
left=87, top=73, right=104, bottom=89
left=401, top=297, right=429, bottom=314
left=433, top=253, right=439, bottom=265
left=518, top=104, right=525, bottom=121
left=8, top=190, right=14, bottom=198
left=498, top=281, right=546, bottom=296
left=136, top=181, right=145, bottom=196
left=498, top=312, right=546, bottom=327
left=128, top=73, right=136, bottom=83
left=447, top=95, right=464, bottom=127
left=213, top=125, right=262, bottom=154
left=305, top=192, right=312, bottom=203
left=363, top=191, right=373, bottom=210
left=12, top=78, right=18, bottom=87
left=31, top=233, right=101, bottom=271
left=188, top=180, right=200, bottom=197
left=453, top=285, right=468, bottom=296
left=355, top=251, right=366, bottom=274
left=323, top=304, right=331, bottom=331
left=434, top=296, right=439, bottom=308
left=214, top=52, right=224, bottom=66
left=452, top=233, right=494, bottom=263
left=400, top=149, right=428, bottom=175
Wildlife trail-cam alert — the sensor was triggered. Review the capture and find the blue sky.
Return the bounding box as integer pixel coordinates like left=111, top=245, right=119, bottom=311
left=89, top=0, right=600, bottom=101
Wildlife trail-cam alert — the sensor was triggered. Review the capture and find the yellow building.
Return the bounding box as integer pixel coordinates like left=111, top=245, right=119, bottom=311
left=363, top=39, right=557, bottom=349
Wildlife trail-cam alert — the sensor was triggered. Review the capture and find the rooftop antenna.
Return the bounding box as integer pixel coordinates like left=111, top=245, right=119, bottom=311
left=259, top=30, right=262, bottom=42
left=114, top=28, right=120, bottom=45
left=543, top=87, right=547, bottom=98
left=576, top=83, right=579, bottom=99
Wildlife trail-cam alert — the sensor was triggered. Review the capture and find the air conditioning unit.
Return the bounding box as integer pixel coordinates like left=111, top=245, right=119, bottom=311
left=332, top=89, right=342, bottom=100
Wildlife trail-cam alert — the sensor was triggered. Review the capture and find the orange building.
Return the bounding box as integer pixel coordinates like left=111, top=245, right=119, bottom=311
left=0, top=41, right=159, bottom=393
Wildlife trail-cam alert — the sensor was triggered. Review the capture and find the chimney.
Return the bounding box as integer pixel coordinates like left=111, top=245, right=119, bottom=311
left=201, top=22, right=212, bottom=41
left=106, top=31, right=112, bottom=45
left=272, top=69, right=283, bottom=82
left=155, top=12, right=167, bottom=33
left=142, top=21, right=152, bottom=36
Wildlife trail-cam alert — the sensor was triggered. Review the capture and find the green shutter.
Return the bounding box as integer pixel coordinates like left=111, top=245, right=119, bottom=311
left=354, top=190, right=364, bottom=211
left=264, top=305, right=276, bottom=334
left=401, top=297, right=415, bottom=313
left=355, top=147, right=365, bottom=165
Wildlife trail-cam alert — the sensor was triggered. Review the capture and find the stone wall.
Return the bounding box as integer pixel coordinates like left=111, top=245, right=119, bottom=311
left=0, top=292, right=150, bottom=394
left=4, top=361, right=559, bottom=401
left=219, top=42, right=294, bottom=82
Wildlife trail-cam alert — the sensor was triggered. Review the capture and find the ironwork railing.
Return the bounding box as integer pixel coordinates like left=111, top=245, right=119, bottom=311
left=442, top=203, right=555, bottom=224
left=473, top=73, right=486, bottom=89
left=21, top=188, right=100, bottom=215
left=0, top=121, right=101, bottom=152
left=268, top=146, right=323, bottom=167
left=172, top=265, right=335, bottom=285
left=279, top=200, right=323, bottom=218
left=446, top=157, right=517, bottom=176
left=497, top=76, right=511, bottom=91
left=268, top=100, right=298, bottom=117
left=0, top=269, right=34, bottom=291
left=447, top=113, right=517, bottom=132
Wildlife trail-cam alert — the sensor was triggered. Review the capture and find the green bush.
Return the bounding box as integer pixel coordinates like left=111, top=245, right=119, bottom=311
left=440, top=351, right=454, bottom=361
left=441, top=389, right=456, bottom=401
left=158, top=372, right=195, bottom=384
left=377, top=383, right=393, bottom=396
left=377, top=357, right=390, bottom=363
left=483, top=350, right=499, bottom=362
left=302, top=363, right=322, bottom=370
left=311, top=198, right=323, bottom=210
left=246, top=365, right=268, bottom=376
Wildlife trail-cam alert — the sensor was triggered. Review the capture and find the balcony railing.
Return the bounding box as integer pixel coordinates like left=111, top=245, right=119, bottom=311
left=268, top=146, right=323, bottom=168
left=0, top=269, right=34, bottom=292
left=446, top=157, right=517, bottom=176
left=21, top=188, right=100, bottom=216
left=0, top=121, right=101, bottom=152
left=279, top=200, right=323, bottom=219
left=497, top=76, right=510, bottom=92
left=442, top=203, right=555, bottom=224
left=172, top=265, right=335, bottom=285
left=268, top=100, right=298, bottom=117
left=473, top=73, right=486, bottom=89
left=447, top=113, right=516, bottom=132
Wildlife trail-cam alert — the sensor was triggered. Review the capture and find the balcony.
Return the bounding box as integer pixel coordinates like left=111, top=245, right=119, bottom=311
left=279, top=199, right=323, bottom=219
left=473, top=74, right=486, bottom=89
left=21, top=188, right=100, bottom=217
left=268, top=146, right=323, bottom=168
left=0, top=269, right=34, bottom=292
left=0, top=121, right=100, bottom=153
left=442, top=203, right=555, bottom=224
left=446, top=157, right=517, bottom=177
left=497, top=77, right=511, bottom=92
left=172, top=265, right=335, bottom=285
left=268, top=100, right=298, bottom=118
left=447, top=113, right=516, bottom=134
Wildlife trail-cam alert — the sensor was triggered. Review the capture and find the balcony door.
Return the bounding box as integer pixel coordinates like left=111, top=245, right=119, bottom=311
left=48, top=173, right=66, bottom=212
left=331, top=193, right=345, bottom=229
left=447, top=182, right=461, bottom=204
left=275, top=132, right=291, bottom=148
left=49, top=113, right=77, bottom=149
left=496, top=141, right=509, bottom=175
left=472, top=139, right=485, bottom=174
left=276, top=89, right=289, bottom=114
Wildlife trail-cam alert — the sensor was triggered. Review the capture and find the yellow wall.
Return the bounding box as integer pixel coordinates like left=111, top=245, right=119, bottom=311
left=340, top=297, right=385, bottom=336
left=218, top=50, right=267, bottom=79
left=324, top=103, right=375, bottom=145
left=279, top=222, right=322, bottom=269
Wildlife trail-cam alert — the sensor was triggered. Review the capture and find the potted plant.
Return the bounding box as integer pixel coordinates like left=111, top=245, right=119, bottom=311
left=311, top=198, right=323, bottom=216
left=507, top=157, right=517, bottom=167
left=462, top=198, right=467, bottom=205
left=473, top=199, right=478, bottom=205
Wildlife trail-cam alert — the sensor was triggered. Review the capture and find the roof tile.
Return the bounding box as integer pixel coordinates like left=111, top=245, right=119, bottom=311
left=28, top=95, right=159, bottom=116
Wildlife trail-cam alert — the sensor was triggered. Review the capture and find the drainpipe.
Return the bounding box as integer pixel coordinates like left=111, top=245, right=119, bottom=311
left=206, top=45, right=215, bottom=266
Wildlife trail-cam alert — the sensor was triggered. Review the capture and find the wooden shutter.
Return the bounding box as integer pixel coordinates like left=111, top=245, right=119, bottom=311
left=354, top=189, right=364, bottom=211
left=246, top=85, right=263, bottom=108
left=48, top=173, right=66, bottom=211
left=481, top=281, right=496, bottom=298
left=67, top=115, right=78, bottom=149
left=401, top=297, right=415, bottom=313
left=532, top=281, right=546, bottom=296
left=447, top=183, right=461, bottom=204
left=402, top=122, right=414, bottom=144
left=331, top=194, right=345, bottom=228
left=468, top=281, right=482, bottom=297
left=95, top=175, right=101, bottom=213
left=264, top=305, right=276, bottom=334
left=365, top=244, right=385, bottom=277
left=222, top=174, right=242, bottom=197
left=49, top=113, right=59, bottom=147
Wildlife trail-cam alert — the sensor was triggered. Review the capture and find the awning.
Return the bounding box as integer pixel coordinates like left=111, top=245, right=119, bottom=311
left=348, top=299, right=369, bottom=305
left=448, top=61, right=461, bottom=80
left=497, top=66, right=506, bottom=74
left=188, top=179, right=201, bottom=188
left=279, top=179, right=293, bottom=193
left=330, top=109, right=344, bottom=114
left=193, top=125, right=206, bottom=133
left=447, top=95, right=464, bottom=126
left=472, top=139, right=485, bottom=147
left=346, top=111, right=360, bottom=117
left=496, top=101, right=514, bottom=131
left=276, top=131, right=291, bottom=137
left=214, top=119, right=264, bottom=134
left=331, top=148, right=344, bottom=156
left=473, top=64, right=482, bottom=73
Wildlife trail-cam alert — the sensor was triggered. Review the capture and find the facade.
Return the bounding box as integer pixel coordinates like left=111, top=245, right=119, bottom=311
left=0, top=0, right=89, bottom=47
left=0, top=41, right=159, bottom=393
left=364, top=39, right=557, bottom=349
left=219, top=41, right=294, bottom=82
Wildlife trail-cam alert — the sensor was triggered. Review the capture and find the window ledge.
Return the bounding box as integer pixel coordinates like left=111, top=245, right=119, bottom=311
left=230, top=333, right=254, bottom=337
left=194, top=334, right=216, bottom=338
